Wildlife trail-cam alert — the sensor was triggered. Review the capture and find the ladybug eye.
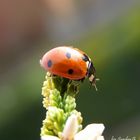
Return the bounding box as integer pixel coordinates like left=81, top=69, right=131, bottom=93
left=82, top=54, right=89, bottom=62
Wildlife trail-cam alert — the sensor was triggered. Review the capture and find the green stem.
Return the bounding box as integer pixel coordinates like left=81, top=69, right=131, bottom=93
left=40, top=72, right=83, bottom=138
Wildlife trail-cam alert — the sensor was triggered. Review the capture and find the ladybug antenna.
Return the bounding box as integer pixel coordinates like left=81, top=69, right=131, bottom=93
left=89, top=75, right=99, bottom=91
left=92, top=77, right=100, bottom=91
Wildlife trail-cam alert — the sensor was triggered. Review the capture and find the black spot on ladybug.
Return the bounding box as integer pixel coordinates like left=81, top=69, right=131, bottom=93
left=68, top=69, right=74, bottom=74
left=66, top=52, right=71, bottom=59
left=82, top=54, right=89, bottom=62
left=47, top=60, right=52, bottom=68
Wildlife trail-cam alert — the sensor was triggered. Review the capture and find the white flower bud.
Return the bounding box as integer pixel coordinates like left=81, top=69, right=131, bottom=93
left=62, top=114, right=78, bottom=140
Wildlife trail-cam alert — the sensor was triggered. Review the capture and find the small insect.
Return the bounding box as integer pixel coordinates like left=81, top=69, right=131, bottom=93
left=40, top=46, right=98, bottom=90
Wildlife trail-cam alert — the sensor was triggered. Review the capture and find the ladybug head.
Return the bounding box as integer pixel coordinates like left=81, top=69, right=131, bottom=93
left=87, top=61, right=99, bottom=90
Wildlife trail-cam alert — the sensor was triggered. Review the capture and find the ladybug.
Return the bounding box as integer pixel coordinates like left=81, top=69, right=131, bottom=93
left=40, top=46, right=98, bottom=90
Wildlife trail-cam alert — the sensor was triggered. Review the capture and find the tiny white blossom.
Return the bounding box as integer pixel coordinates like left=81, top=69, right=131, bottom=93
left=41, top=114, right=105, bottom=140
left=41, top=135, right=60, bottom=140
left=75, top=123, right=105, bottom=140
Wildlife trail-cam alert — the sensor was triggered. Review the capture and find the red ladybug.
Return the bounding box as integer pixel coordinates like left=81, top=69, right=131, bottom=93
left=40, top=46, right=98, bottom=89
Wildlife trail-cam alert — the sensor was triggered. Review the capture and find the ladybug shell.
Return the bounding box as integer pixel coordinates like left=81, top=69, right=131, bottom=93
left=40, top=46, right=88, bottom=80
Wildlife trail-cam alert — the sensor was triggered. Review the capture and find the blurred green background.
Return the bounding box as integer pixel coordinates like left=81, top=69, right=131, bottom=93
left=0, top=0, right=140, bottom=140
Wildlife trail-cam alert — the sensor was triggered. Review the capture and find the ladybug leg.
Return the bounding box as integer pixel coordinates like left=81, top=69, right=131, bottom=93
left=80, top=77, right=85, bottom=83
left=68, top=80, right=73, bottom=84
left=52, top=74, right=57, bottom=77
left=71, top=79, right=83, bottom=87
left=67, top=80, right=80, bottom=96
left=75, top=77, right=85, bottom=83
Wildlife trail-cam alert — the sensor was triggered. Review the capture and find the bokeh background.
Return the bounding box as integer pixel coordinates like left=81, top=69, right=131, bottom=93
left=0, top=0, right=140, bottom=140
